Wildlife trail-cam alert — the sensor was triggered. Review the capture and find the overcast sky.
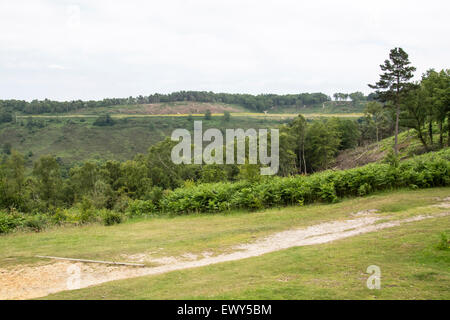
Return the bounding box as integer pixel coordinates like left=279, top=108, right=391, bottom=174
left=0, top=0, right=448, bottom=101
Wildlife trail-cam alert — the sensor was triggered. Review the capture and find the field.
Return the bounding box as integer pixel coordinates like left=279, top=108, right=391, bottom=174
left=13, top=101, right=365, bottom=117
left=16, top=112, right=364, bottom=119
left=1, top=188, right=449, bottom=300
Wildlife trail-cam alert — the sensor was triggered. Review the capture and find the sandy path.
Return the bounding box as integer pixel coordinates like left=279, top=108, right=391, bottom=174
left=1, top=211, right=448, bottom=300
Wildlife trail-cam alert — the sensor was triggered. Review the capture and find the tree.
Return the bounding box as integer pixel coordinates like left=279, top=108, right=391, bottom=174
left=33, top=155, right=62, bottom=207
left=349, top=91, right=365, bottom=105
left=332, top=118, right=360, bottom=150
left=0, top=111, right=13, bottom=123
left=204, top=109, right=212, bottom=120
left=289, top=115, right=308, bottom=174
left=365, top=101, right=384, bottom=143
left=200, top=164, right=227, bottom=183
left=369, top=47, right=416, bottom=155
left=421, top=69, right=450, bottom=147
left=93, top=114, right=115, bottom=126
left=304, top=121, right=341, bottom=172
left=400, top=85, right=429, bottom=149
left=2, top=143, right=11, bottom=155
left=0, top=151, right=27, bottom=210
left=223, top=111, right=231, bottom=122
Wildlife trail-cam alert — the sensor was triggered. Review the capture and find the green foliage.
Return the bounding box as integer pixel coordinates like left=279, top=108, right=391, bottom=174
left=101, top=210, right=123, bottom=226
left=304, top=120, right=341, bottom=171
left=0, top=212, right=24, bottom=234
left=384, top=149, right=400, bottom=167
left=204, top=109, right=212, bottom=120
left=51, top=208, right=68, bottom=225
left=158, top=148, right=450, bottom=214
left=126, top=199, right=155, bottom=218
left=23, top=214, right=48, bottom=232
left=200, top=164, right=227, bottom=183
left=2, top=143, right=11, bottom=155
left=0, top=111, right=13, bottom=123
left=436, top=232, right=449, bottom=251
left=93, top=114, right=115, bottom=126
left=33, top=155, right=62, bottom=207
left=79, top=197, right=96, bottom=224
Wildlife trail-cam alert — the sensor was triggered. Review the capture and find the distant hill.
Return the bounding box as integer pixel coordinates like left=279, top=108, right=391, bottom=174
left=0, top=115, right=289, bottom=169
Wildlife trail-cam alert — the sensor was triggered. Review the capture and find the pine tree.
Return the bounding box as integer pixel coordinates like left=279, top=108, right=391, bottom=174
left=369, top=47, right=416, bottom=155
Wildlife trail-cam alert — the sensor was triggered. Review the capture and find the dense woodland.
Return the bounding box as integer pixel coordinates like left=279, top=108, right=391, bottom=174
left=0, top=48, right=449, bottom=233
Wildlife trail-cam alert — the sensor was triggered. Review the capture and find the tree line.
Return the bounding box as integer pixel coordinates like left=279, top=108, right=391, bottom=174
left=369, top=47, right=449, bottom=154
left=0, top=92, right=333, bottom=116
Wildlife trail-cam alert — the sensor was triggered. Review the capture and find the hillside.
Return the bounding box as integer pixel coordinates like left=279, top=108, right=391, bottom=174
left=0, top=100, right=366, bottom=168
left=56, top=101, right=249, bottom=116
left=0, top=116, right=289, bottom=168
left=333, top=129, right=442, bottom=170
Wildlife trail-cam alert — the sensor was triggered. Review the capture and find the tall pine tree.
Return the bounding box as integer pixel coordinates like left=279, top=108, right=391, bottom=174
left=369, top=48, right=416, bottom=155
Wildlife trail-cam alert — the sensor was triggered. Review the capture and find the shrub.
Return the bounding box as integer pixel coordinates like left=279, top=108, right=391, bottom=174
left=101, top=210, right=123, bottom=226
left=126, top=199, right=155, bottom=218
left=158, top=148, right=450, bottom=214
left=436, top=232, right=449, bottom=251
left=51, top=208, right=68, bottom=225
left=23, top=214, right=48, bottom=232
left=0, top=212, right=24, bottom=234
left=93, top=114, right=115, bottom=126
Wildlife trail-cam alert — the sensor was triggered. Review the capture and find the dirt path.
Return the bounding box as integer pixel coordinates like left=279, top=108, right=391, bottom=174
left=1, top=211, right=448, bottom=300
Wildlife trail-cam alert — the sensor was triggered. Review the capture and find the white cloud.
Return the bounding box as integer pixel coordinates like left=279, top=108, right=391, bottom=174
left=0, top=0, right=448, bottom=100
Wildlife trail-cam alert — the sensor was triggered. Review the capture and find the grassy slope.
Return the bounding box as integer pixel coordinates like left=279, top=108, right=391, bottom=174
left=0, top=101, right=364, bottom=166
left=0, top=188, right=448, bottom=299
left=45, top=216, right=450, bottom=300
left=270, top=101, right=366, bottom=114
left=14, top=101, right=365, bottom=116
left=0, top=116, right=287, bottom=167
left=334, top=129, right=445, bottom=170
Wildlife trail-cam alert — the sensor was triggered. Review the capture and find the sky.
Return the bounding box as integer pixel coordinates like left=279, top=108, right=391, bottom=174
left=0, top=0, right=448, bottom=101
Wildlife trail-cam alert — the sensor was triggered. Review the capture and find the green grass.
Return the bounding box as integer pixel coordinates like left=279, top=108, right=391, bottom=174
left=40, top=191, right=449, bottom=300
left=0, top=188, right=450, bottom=298
left=269, top=101, right=366, bottom=114
left=44, top=219, right=450, bottom=300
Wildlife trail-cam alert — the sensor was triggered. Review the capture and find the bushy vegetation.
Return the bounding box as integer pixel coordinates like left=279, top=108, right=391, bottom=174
left=0, top=148, right=448, bottom=233
left=436, top=232, right=450, bottom=251
left=159, top=148, right=450, bottom=214
left=93, top=114, right=115, bottom=126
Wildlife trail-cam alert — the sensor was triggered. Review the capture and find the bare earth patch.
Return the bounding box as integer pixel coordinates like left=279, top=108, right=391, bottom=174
left=117, top=102, right=241, bottom=115
left=1, top=211, right=448, bottom=300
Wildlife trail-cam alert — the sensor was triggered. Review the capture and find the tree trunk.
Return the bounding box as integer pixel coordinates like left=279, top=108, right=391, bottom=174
left=439, top=121, right=443, bottom=148
left=394, top=104, right=400, bottom=155
left=394, top=76, right=400, bottom=156
left=302, top=136, right=307, bottom=174
left=417, top=128, right=428, bottom=151
left=448, top=114, right=450, bottom=147
left=429, top=120, right=433, bottom=145
left=376, top=125, right=379, bottom=144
